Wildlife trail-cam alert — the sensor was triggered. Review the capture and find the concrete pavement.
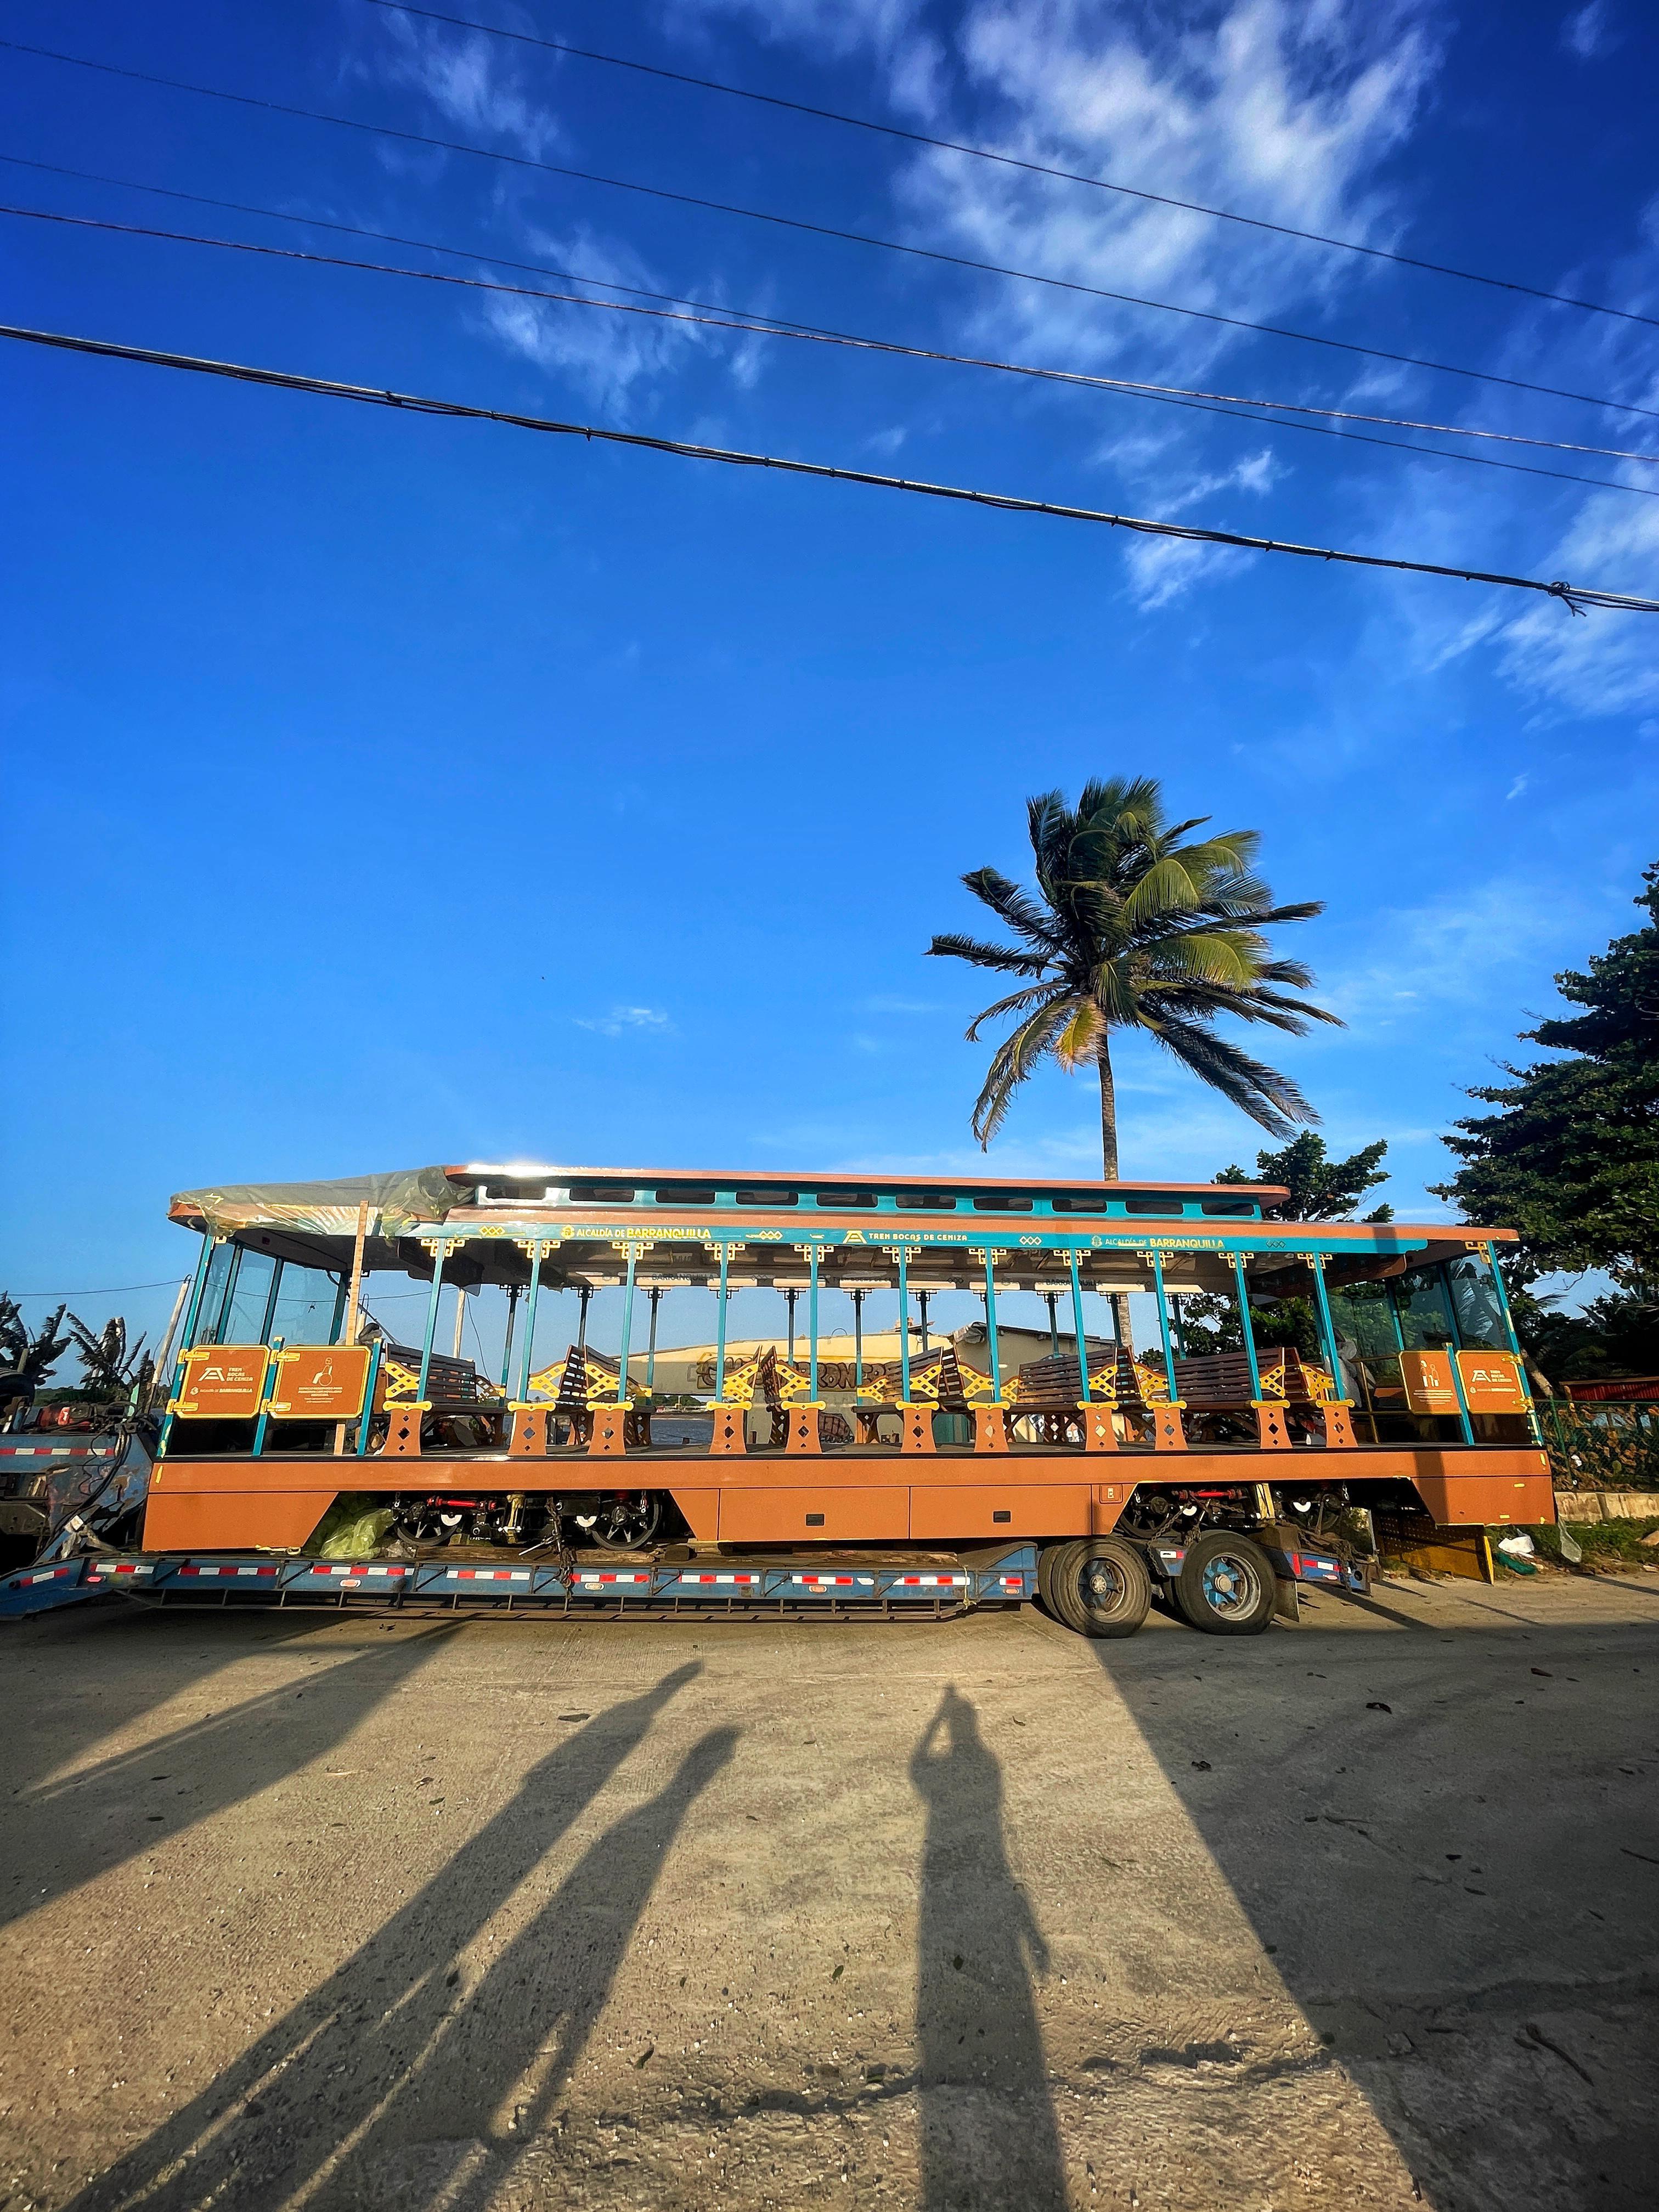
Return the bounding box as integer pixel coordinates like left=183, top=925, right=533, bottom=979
left=2, top=1572, right=1655, bottom=2210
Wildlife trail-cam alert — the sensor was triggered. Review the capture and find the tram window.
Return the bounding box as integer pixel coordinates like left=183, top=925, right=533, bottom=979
left=736, top=1187, right=798, bottom=1205
left=654, top=1184, right=717, bottom=1205
left=568, top=1182, right=636, bottom=1202
left=1049, top=1195, right=1106, bottom=1213
left=973, top=1195, right=1034, bottom=1212
left=814, top=1189, right=878, bottom=1208
left=1200, top=1198, right=1256, bottom=1216
left=1123, top=1199, right=1184, bottom=1216
left=899, top=1193, right=958, bottom=1210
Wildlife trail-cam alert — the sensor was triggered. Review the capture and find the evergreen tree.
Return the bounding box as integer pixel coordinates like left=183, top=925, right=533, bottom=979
left=1215, top=1131, right=1393, bottom=1221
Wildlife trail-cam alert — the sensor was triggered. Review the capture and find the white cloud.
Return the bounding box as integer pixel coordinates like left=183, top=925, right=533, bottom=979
left=1496, top=495, right=1659, bottom=718
left=374, top=16, right=562, bottom=157
left=1561, top=3, right=1616, bottom=59
left=895, top=0, right=1439, bottom=384
left=1318, top=877, right=1594, bottom=1036
left=1116, top=445, right=1284, bottom=606
left=1505, top=773, right=1530, bottom=800
left=674, top=0, right=945, bottom=114
left=573, top=1005, right=673, bottom=1036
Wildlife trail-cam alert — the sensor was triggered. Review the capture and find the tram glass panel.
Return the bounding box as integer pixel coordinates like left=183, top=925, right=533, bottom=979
left=737, top=1188, right=798, bottom=1205
left=655, top=1184, right=717, bottom=1205
left=1049, top=1195, right=1109, bottom=1213
left=269, top=1262, right=343, bottom=1344
left=813, top=1190, right=878, bottom=1208
left=902, top=1193, right=960, bottom=1210
left=1124, top=1198, right=1185, bottom=1216
left=1327, top=1280, right=1402, bottom=1362
left=569, top=1182, right=636, bottom=1203
left=191, top=1240, right=238, bottom=1345
left=222, top=1250, right=276, bottom=1344
left=1444, top=1255, right=1506, bottom=1349
left=1200, top=1197, right=1257, bottom=1216
left=972, top=1195, right=1033, bottom=1211
left=1395, top=1266, right=1457, bottom=1349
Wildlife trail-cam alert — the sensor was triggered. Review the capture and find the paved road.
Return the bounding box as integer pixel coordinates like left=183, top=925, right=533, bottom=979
left=2, top=1573, right=1656, bottom=2210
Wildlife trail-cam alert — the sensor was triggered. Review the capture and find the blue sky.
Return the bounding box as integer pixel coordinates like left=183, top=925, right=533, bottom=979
left=4, top=0, right=1656, bottom=1365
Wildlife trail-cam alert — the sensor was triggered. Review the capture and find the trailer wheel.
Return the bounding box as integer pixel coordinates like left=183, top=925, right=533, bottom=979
left=1174, top=1532, right=1275, bottom=1635
left=1047, top=1538, right=1152, bottom=1639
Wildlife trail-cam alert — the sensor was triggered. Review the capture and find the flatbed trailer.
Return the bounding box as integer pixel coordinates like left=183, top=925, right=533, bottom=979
left=3, top=1158, right=1548, bottom=1640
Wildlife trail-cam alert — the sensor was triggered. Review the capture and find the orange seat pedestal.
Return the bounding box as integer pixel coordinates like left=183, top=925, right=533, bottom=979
left=587, top=1407, right=628, bottom=1456
left=971, top=1407, right=1009, bottom=1455
left=898, top=1404, right=936, bottom=1454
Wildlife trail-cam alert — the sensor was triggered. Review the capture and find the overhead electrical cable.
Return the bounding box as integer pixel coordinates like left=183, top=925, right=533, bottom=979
left=5, top=321, right=1654, bottom=614
left=12, top=199, right=1655, bottom=500
left=358, top=0, right=1655, bottom=330
left=6, top=41, right=1655, bottom=426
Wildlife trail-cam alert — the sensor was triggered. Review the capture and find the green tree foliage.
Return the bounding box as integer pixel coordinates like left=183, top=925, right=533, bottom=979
left=1435, top=865, right=1658, bottom=1286
left=927, top=778, right=1339, bottom=1176
left=1434, top=864, right=1659, bottom=1380
left=1215, top=1131, right=1393, bottom=1221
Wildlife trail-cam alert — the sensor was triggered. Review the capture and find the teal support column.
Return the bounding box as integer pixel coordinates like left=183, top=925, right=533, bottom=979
left=898, top=1248, right=912, bottom=1400
left=715, top=1243, right=730, bottom=1398
left=157, top=1238, right=217, bottom=1458
left=853, top=1290, right=865, bottom=1391
left=354, top=1339, right=383, bottom=1456
left=1437, top=1266, right=1477, bottom=1444
left=251, top=1338, right=283, bottom=1457
left=1384, top=1279, right=1407, bottom=1352
left=1068, top=1251, right=1090, bottom=1401
left=1482, top=1243, right=1545, bottom=1444
left=516, top=1241, right=545, bottom=1400
left=808, top=1246, right=820, bottom=1400
left=1310, top=1255, right=1345, bottom=1387
left=416, top=1242, right=448, bottom=1403
left=616, top=1249, right=639, bottom=1402
left=1045, top=1291, right=1060, bottom=1357
left=258, top=1260, right=284, bottom=1346
left=983, top=1252, right=1002, bottom=1398
left=1151, top=1252, right=1180, bottom=1402
left=1230, top=1254, right=1263, bottom=1400
left=918, top=1291, right=931, bottom=1353
left=329, top=1276, right=348, bottom=1344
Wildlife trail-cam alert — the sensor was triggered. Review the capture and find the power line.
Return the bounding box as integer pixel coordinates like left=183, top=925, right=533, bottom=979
left=6, top=1279, right=185, bottom=1300
left=13, top=199, right=1655, bottom=501
left=6, top=319, right=1654, bottom=614
left=360, top=0, right=1655, bottom=331
left=7, top=41, right=1654, bottom=427
left=14, top=154, right=1657, bottom=437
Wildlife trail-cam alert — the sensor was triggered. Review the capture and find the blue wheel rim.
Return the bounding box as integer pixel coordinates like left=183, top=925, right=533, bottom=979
left=1199, top=1550, right=1260, bottom=1616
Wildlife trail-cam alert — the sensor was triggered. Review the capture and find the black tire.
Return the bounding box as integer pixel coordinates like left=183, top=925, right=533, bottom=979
left=1047, top=1537, right=1152, bottom=1639
left=1036, top=1540, right=1066, bottom=1615
left=1174, top=1531, right=1276, bottom=1636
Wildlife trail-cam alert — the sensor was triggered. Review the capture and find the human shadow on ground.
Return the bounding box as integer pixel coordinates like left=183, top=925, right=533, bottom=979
left=66, top=1662, right=713, bottom=2212
left=911, top=1685, right=1068, bottom=2212
left=6, top=1606, right=363, bottom=1801
left=4, top=1622, right=458, bottom=1929
left=1092, top=1606, right=1659, bottom=2211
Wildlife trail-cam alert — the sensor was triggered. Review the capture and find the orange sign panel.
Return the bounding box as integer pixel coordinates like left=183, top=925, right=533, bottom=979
left=1398, top=1350, right=1460, bottom=1414
left=176, top=1345, right=269, bottom=1418
left=268, top=1345, right=374, bottom=1421
left=1456, top=1350, right=1530, bottom=1413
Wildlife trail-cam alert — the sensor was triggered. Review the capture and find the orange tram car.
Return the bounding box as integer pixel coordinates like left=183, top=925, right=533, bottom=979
left=14, top=1161, right=1553, bottom=1639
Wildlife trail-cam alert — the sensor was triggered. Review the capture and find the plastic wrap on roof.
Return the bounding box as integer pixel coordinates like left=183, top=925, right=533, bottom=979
left=169, top=1166, right=465, bottom=1241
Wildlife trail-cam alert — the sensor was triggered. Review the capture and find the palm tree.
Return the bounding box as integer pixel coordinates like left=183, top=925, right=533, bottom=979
left=927, top=778, right=1340, bottom=1178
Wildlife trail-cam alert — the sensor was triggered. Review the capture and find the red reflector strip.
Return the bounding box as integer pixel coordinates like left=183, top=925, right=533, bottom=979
left=22, top=1565, right=76, bottom=1584
left=999, top=1575, right=1023, bottom=1588
left=92, top=1562, right=153, bottom=1578
left=896, top=1574, right=969, bottom=1587
left=792, top=1573, right=871, bottom=1587
left=577, top=1571, right=652, bottom=1585
left=447, top=1568, right=531, bottom=1581
left=311, top=1563, right=409, bottom=1578
left=178, top=1564, right=277, bottom=1578
left=681, top=1573, right=758, bottom=1585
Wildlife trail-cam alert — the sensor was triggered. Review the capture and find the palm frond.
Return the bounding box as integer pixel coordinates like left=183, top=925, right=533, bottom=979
left=960, top=868, right=1065, bottom=954
left=1053, top=998, right=1105, bottom=1070
left=1152, top=1015, right=1321, bottom=1137
left=927, top=932, right=1051, bottom=978
left=963, top=981, right=1065, bottom=1042
left=970, top=996, right=1080, bottom=1148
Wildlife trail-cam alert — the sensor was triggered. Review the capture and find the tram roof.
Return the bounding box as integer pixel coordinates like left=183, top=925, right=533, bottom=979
left=166, top=1160, right=1514, bottom=1289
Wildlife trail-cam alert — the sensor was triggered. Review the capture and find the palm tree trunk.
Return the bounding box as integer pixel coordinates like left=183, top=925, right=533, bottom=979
left=1097, top=1043, right=1119, bottom=1178
left=1097, top=1046, right=1135, bottom=1352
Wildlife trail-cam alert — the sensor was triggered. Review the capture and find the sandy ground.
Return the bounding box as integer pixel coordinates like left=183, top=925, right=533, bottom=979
left=1, top=1571, right=1656, bottom=2212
